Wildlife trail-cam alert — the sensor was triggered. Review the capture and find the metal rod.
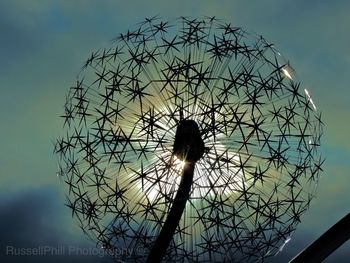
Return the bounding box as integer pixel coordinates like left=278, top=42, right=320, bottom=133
left=146, top=162, right=195, bottom=263
left=290, top=212, right=350, bottom=263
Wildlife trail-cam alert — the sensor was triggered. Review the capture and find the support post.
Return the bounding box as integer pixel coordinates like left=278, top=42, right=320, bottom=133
left=146, top=163, right=195, bottom=263
left=290, top=212, right=350, bottom=263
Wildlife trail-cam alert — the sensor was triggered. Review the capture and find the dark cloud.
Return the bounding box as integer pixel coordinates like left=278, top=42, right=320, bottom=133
left=0, top=188, right=111, bottom=263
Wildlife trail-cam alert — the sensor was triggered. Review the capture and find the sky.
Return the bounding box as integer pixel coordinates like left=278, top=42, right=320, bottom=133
left=0, top=0, right=349, bottom=262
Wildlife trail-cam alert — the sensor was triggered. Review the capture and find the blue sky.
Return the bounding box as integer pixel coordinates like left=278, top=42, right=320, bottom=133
left=0, top=0, right=349, bottom=262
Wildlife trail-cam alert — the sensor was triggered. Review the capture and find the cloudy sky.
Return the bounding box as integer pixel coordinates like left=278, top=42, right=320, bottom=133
left=0, top=0, right=349, bottom=262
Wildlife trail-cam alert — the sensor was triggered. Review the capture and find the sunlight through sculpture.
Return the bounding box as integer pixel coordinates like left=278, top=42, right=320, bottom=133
left=55, top=16, right=324, bottom=262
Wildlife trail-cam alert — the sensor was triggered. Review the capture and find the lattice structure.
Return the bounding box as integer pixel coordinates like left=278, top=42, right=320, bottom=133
left=55, top=16, right=324, bottom=262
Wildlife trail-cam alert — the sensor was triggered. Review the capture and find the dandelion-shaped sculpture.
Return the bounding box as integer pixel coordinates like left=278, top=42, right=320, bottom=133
left=55, top=16, right=324, bottom=262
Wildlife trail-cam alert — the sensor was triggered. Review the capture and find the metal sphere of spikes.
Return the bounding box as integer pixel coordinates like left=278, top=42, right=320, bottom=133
left=55, top=16, right=324, bottom=262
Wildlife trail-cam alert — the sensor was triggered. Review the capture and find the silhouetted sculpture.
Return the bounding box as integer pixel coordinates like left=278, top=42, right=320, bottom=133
left=55, top=16, right=324, bottom=262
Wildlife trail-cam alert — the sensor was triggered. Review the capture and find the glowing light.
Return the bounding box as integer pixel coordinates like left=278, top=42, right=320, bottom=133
left=173, top=155, right=186, bottom=170
left=131, top=140, right=245, bottom=201
left=278, top=237, right=291, bottom=253
left=304, top=89, right=317, bottom=111
left=282, top=68, right=293, bottom=80
left=130, top=106, right=247, bottom=201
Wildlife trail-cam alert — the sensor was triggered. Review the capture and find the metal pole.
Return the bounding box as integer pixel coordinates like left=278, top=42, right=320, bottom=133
left=146, top=120, right=204, bottom=262
left=146, top=162, right=195, bottom=263
left=290, top=212, right=350, bottom=263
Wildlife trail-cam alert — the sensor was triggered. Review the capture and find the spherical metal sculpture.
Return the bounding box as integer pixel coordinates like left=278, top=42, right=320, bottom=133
left=55, top=16, right=324, bottom=262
